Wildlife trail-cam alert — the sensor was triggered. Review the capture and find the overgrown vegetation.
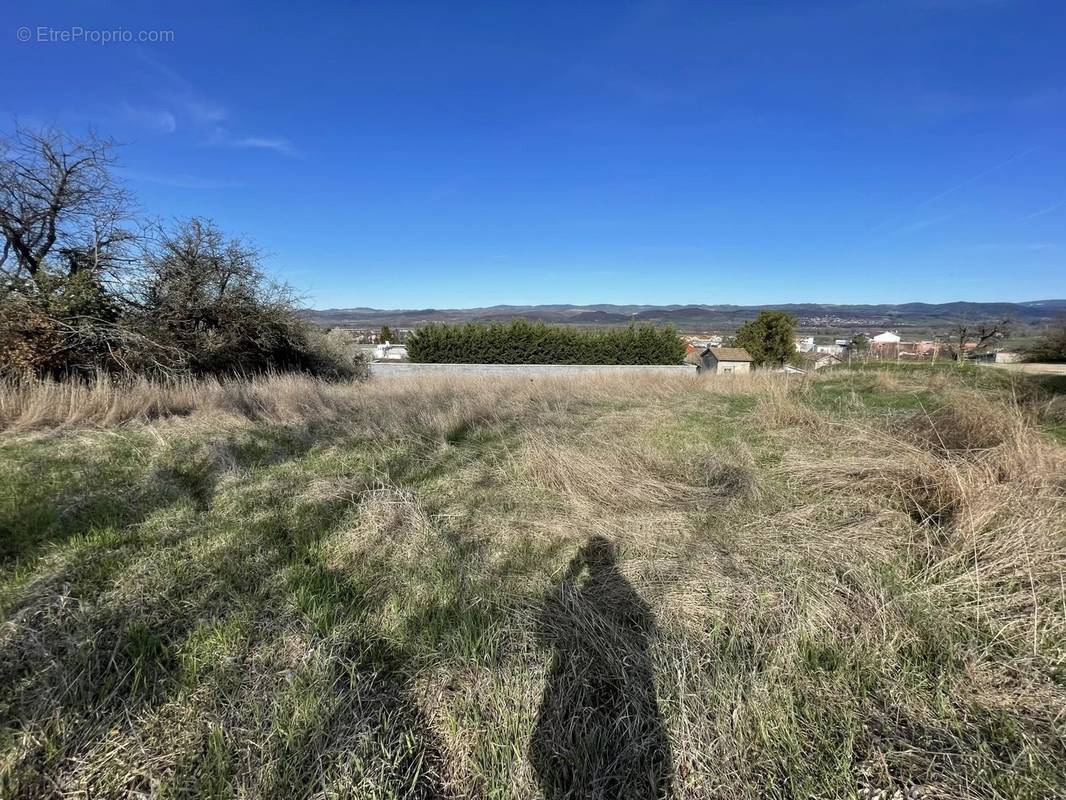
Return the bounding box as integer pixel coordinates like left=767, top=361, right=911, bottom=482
left=405, top=319, right=685, bottom=364
left=0, top=125, right=358, bottom=379
left=1, top=367, right=1063, bottom=798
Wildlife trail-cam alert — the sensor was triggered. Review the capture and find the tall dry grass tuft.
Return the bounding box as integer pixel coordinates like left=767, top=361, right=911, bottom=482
left=696, top=371, right=825, bottom=428
left=0, top=372, right=358, bottom=430
left=518, top=429, right=759, bottom=516
left=698, top=370, right=803, bottom=397
left=788, top=389, right=1066, bottom=651
left=519, top=434, right=695, bottom=512
left=329, top=484, right=438, bottom=569
left=0, top=371, right=697, bottom=433
left=757, top=387, right=824, bottom=429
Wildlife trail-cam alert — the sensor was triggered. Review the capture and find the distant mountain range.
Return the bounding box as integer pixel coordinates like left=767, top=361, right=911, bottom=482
left=305, top=300, right=1066, bottom=331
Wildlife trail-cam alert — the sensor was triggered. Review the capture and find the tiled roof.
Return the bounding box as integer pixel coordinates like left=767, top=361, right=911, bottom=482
left=705, top=347, right=753, bottom=362
left=802, top=351, right=840, bottom=362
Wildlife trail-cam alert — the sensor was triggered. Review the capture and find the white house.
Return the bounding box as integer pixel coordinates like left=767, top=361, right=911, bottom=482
left=372, top=342, right=408, bottom=361
left=795, top=336, right=816, bottom=353
left=872, top=331, right=901, bottom=345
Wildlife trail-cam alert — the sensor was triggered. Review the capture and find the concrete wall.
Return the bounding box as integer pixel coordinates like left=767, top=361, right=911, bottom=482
left=369, top=362, right=697, bottom=379
left=705, top=359, right=751, bottom=374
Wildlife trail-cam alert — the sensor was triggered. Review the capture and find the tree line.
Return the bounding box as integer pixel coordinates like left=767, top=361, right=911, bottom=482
left=0, top=126, right=361, bottom=379
left=405, top=320, right=686, bottom=364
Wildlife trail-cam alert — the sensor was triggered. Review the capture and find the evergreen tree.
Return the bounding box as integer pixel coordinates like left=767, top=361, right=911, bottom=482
left=732, top=311, right=797, bottom=367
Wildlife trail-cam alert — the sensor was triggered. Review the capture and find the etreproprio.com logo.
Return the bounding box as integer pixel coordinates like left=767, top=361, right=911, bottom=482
left=17, top=26, right=175, bottom=44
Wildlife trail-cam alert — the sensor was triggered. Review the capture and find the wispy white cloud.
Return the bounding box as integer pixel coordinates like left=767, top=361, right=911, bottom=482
left=915, top=148, right=1034, bottom=208
left=1015, top=200, right=1064, bottom=223
left=204, top=127, right=299, bottom=157
left=171, top=94, right=228, bottom=126
left=870, top=148, right=1035, bottom=235
left=895, top=212, right=955, bottom=235
left=136, top=50, right=185, bottom=86
left=231, top=136, right=296, bottom=155
left=135, top=51, right=228, bottom=124
left=120, top=103, right=177, bottom=134
left=135, top=51, right=295, bottom=157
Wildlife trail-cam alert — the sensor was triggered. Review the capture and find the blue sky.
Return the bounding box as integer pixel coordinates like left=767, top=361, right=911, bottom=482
left=4, top=1, right=1064, bottom=308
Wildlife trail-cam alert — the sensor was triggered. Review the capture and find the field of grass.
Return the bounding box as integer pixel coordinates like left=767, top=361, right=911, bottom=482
left=1, top=368, right=1064, bottom=799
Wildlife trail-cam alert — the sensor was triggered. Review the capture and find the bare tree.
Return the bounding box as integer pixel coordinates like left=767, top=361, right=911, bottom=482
left=0, top=125, right=356, bottom=378
left=947, top=319, right=1009, bottom=361
left=0, top=125, right=135, bottom=286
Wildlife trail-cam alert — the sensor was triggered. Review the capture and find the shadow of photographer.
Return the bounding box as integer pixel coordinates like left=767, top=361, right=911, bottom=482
left=531, top=536, right=673, bottom=799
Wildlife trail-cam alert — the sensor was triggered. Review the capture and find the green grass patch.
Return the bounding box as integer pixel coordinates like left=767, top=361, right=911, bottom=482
left=0, top=368, right=1062, bottom=799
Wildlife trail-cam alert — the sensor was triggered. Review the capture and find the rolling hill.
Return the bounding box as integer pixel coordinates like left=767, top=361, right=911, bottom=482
left=305, top=300, right=1066, bottom=331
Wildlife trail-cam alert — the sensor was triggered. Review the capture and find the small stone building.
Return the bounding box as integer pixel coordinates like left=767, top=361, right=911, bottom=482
left=694, top=347, right=754, bottom=374
left=801, top=351, right=841, bottom=370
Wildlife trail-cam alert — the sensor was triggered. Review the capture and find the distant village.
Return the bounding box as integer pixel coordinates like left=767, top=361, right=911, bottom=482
left=330, top=325, right=1026, bottom=371
left=681, top=331, right=1024, bottom=374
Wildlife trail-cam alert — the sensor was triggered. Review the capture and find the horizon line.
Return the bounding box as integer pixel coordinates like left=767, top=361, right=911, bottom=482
left=307, top=298, right=1065, bottom=312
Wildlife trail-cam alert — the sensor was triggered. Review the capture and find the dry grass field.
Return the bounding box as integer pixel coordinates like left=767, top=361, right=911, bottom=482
left=1, top=367, right=1064, bottom=799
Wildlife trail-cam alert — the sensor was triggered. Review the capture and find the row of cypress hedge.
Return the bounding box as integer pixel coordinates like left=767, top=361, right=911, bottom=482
left=405, top=320, right=686, bottom=364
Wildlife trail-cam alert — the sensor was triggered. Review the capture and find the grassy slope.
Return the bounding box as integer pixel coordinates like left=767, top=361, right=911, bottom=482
left=0, top=369, right=1064, bottom=799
